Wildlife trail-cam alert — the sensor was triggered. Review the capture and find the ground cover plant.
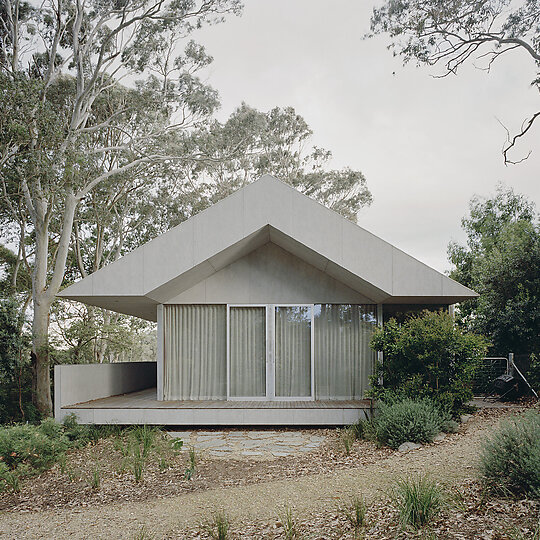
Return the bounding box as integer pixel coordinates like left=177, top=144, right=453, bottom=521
left=0, top=419, right=71, bottom=491
left=479, top=409, right=540, bottom=498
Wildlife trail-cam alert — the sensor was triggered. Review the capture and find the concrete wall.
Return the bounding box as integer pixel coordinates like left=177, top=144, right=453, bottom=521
left=167, top=242, right=374, bottom=304
left=54, top=362, right=157, bottom=422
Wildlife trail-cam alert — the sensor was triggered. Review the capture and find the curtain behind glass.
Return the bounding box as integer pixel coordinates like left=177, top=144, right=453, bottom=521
left=275, top=306, right=311, bottom=397
left=163, top=305, right=226, bottom=400
left=314, top=304, right=376, bottom=400
left=230, top=307, right=266, bottom=397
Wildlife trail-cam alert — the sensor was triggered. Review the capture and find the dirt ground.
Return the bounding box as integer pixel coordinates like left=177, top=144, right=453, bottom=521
left=0, top=407, right=538, bottom=539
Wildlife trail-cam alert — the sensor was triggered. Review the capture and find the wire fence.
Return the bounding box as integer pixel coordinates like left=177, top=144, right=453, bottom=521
left=472, top=357, right=508, bottom=395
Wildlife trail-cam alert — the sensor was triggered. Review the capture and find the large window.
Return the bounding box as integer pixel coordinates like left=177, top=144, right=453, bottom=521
left=163, top=304, right=376, bottom=401
left=314, top=304, right=377, bottom=399
left=163, top=305, right=227, bottom=400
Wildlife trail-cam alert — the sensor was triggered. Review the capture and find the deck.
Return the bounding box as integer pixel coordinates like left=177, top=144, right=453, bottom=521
left=62, top=388, right=372, bottom=426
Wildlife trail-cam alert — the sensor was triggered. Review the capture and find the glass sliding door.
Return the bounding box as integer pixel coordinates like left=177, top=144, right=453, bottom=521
left=314, top=304, right=376, bottom=400
left=275, top=306, right=313, bottom=398
left=229, top=306, right=266, bottom=398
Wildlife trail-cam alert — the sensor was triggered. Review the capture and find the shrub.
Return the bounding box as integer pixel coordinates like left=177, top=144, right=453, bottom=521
left=479, top=410, right=540, bottom=498
left=371, top=399, right=444, bottom=449
left=0, top=420, right=70, bottom=472
left=370, top=310, right=488, bottom=416
left=391, top=475, right=445, bottom=530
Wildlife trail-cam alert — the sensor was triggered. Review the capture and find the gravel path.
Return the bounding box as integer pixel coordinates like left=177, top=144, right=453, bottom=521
left=0, top=411, right=514, bottom=540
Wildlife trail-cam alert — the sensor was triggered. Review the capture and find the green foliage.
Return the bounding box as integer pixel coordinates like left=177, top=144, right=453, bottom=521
left=371, top=399, right=444, bottom=449
left=527, top=354, right=540, bottom=393
left=0, top=420, right=70, bottom=474
left=341, top=495, right=367, bottom=537
left=339, top=426, right=357, bottom=455
left=184, top=446, right=197, bottom=480
left=278, top=504, right=300, bottom=540
left=479, top=410, right=540, bottom=499
left=0, top=298, right=37, bottom=424
left=87, top=463, right=101, bottom=490
left=448, top=186, right=539, bottom=356
left=202, top=509, right=231, bottom=540
left=370, top=310, right=488, bottom=415
left=391, top=475, right=445, bottom=530
left=125, top=426, right=158, bottom=483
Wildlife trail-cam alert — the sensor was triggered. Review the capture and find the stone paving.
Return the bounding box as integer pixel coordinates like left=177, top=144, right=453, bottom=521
left=167, top=430, right=327, bottom=459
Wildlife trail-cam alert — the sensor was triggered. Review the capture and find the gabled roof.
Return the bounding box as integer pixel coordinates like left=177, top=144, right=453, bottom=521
left=60, top=175, right=477, bottom=320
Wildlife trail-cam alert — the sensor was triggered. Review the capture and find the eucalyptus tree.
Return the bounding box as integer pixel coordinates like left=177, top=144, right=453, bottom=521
left=0, top=0, right=241, bottom=416
left=174, top=103, right=373, bottom=222
left=369, top=0, right=540, bottom=164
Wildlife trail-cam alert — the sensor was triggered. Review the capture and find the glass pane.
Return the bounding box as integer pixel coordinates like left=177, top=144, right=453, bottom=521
left=275, top=306, right=311, bottom=397
left=314, top=304, right=377, bottom=400
left=230, top=307, right=266, bottom=397
left=163, top=305, right=227, bottom=400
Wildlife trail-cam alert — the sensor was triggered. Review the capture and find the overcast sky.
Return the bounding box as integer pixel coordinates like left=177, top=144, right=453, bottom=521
left=194, top=0, right=540, bottom=274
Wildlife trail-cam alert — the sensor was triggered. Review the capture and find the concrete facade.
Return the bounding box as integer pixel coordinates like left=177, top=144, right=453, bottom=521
left=59, top=175, right=477, bottom=320
left=54, top=362, right=156, bottom=422
left=167, top=242, right=374, bottom=304
left=55, top=175, right=478, bottom=425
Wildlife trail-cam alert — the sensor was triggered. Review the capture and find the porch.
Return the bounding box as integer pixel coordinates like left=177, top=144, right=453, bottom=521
left=61, top=387, right=372, bottom=426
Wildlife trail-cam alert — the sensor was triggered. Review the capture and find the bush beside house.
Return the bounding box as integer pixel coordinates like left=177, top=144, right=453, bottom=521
left=369, top=310, right=488, bottom=417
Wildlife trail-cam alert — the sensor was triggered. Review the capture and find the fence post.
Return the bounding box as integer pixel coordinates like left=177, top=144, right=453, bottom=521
left=508, top=352, right=514, bottom=376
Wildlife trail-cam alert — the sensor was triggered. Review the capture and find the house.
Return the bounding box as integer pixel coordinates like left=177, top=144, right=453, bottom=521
left=55, top=175, right=477, bottom=425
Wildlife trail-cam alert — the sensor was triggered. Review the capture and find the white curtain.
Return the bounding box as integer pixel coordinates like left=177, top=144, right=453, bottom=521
left=230, top=307, right=266, bottom=397
left=275, top=306, right=311, bottom=397
left=163, top=305, right=226, bottom=400
left=314, top=304, right=376, bottom=400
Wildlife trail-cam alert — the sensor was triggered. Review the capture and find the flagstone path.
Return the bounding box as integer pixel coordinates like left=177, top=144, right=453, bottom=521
left=167, top=430, right=327, bottom=458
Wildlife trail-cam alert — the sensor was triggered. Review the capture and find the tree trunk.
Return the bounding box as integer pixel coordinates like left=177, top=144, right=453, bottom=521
left=32, top=294, right=52, bottom=416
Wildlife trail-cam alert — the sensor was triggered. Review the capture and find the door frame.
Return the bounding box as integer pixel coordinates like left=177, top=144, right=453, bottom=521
left=226, top=304, right=315, bottom=401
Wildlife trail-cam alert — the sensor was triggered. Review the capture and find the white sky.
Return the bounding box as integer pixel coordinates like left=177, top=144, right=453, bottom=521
left=194, top=0, right=540, bottom=274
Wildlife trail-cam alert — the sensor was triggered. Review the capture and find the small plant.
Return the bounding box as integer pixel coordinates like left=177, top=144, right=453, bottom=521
left=122, top=425, right=158, bottom=483
left=184, top=446, right=197, bottom=480
left=339, top=426, right=357, bottom=455
left=440, top=418, right=459, bottom=433
left=132, top=525, right=154, bottom=540
left=479, top=410, right=540, bottom=499
left=341, top=495, right=367, bottom=537
left=391, top=474, right=445, bottom=530
left=88, top=463, right=101, bottom=490
left=171, top=438, right=184, bottom=451
left=57, top=453, right=67, bottom=474
left=201, top=509, right=231, bottom=540
left=278, top=504, right=300, bottom=539
left=0, top=463, right=20, bottom=493
left=371, top=398, right=444, bottom=449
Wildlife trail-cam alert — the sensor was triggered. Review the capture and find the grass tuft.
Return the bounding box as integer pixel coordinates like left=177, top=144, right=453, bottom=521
left=201, top=509, right=231, bottom=540
left=341, top=495, right=367, bottom=537
left=278, top=504, right=300, bottom=539
left=391, top=474, right=445, bottom=530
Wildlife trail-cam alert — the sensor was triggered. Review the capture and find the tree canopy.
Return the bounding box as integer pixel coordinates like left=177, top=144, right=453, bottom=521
left=369, top=0, right=540, bottom=164
left=448, top=186, right=540, bottom=356
left=0, top=1, right=373, bottom=416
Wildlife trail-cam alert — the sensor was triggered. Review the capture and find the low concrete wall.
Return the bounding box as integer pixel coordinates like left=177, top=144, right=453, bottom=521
left=54, top=362, right=157, bottom=422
